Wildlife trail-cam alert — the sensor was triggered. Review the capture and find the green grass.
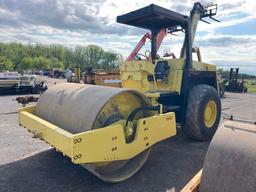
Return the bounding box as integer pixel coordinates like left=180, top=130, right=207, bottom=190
left=245, top=79, right=256, bottom=93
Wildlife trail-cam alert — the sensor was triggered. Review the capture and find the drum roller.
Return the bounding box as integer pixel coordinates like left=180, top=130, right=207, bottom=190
left=35, top=83, right=151, bottom=182
left=200, top=121, right=256, bottom=192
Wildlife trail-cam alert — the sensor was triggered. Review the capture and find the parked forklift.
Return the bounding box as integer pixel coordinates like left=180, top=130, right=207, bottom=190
left=225, top=68, right=247, bottom=93
left=19, top=3, right=221, bottom=183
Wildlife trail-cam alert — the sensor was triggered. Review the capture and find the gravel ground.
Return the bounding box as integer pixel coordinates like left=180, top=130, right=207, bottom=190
left=0, top=78, right=255, bottom=192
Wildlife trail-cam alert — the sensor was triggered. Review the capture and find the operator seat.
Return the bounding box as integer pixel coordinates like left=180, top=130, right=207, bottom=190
left=148, top=60, right=170, bottom=81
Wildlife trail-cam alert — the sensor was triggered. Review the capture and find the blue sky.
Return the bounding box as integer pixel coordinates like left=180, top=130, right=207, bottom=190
left=0, top=0, right=255, bottom=75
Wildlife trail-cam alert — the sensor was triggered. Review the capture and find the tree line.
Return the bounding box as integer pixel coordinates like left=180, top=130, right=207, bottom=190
left=0, top=43, right=118, bottom=72
left=218, top=68, right=256, bottom=80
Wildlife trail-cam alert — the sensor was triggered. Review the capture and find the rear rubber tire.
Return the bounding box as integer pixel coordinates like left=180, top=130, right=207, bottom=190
left=182, top=84, right=221, bottom=141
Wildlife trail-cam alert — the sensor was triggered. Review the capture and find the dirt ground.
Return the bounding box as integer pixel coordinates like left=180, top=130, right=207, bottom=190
left=0, top=77, right=255, bottom=192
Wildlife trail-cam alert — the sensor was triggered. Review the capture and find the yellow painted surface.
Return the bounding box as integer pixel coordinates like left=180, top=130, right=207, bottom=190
left=73, top=112, right=176, bottom=163
left=204, top=100, right=217, bottom=128
left=19, top=106, right=176, bottom=164
left=120, top=59, right=184, bottom=93
left=120, top=60, right=155, bottom=92
left=192, top=61, right=216, bottom=71
left=19, top=105, right=36, bottom=114
left=74, top=67, right=80, bottom=83
left=19, top=108, right=73, bottom=157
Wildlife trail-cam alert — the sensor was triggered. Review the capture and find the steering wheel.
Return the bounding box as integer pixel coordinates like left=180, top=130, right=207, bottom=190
left=134, top=53, right=148, bottom=60
left=134, top=50, right=156, bottom=63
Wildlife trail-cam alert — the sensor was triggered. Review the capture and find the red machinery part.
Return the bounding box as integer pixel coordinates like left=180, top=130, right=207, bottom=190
left=126, top=29, right=167, bottom=61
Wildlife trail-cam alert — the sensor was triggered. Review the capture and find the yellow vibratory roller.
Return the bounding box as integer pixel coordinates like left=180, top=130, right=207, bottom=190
left=35, top=83, right=152, bottom=182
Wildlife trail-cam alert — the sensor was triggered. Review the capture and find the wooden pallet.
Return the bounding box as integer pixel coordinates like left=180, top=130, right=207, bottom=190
left=180, top=169, right=202, bottom=192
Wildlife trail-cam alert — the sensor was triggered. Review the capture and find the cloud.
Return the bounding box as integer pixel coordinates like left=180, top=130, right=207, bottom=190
left=0, top=0, right=105, bottom=31
left=196, top=34, right=256, bottom=47
left=1, top=0, right=255, bottom=36
left=0, top=0, right=147, bottom=35
left=0, top=0, right=255, bottom=74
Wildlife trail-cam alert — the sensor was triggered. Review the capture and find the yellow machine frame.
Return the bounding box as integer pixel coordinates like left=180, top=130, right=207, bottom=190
left=19, top=105, right=176, bottom=164
left=120, top=58, right=217, bottom=94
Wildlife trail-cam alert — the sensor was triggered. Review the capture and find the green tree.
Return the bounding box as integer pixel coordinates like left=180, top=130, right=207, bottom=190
left=0, top=42, right=119, bottom=71
left=49, top=57, right=64, bottom=69
left=73, top=46, right=85, bottom=69
left=101, top=52, right=117, bottom=69
left=10, top=43, right=27, bottom=70
left=64, top=48, right=74, bottom=69
left=20, top=57, right=33, bottom=70
left=84, top=45, right=104, bottom=68
left=0, top=55, right=13, bottom=70
left=33, top=56, right=50, bottom=70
